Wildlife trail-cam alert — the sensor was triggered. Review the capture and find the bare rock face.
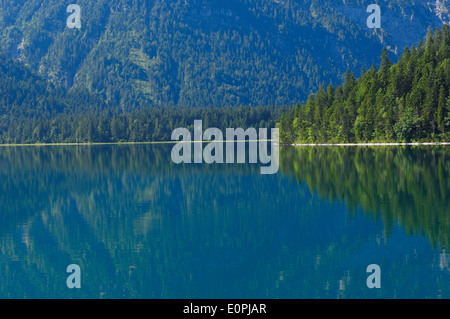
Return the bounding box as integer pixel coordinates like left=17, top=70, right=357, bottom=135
left=430, top=0, right=450, bottom=24
left=335, top=0, right=450, bottom=54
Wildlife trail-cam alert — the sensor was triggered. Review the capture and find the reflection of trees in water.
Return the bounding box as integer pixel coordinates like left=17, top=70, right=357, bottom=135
left=0, top=145, right=449, bottom=298
left=0, top=144, right=256, bottom=234
left=280, top=146, right=450, bottom=248
left=0, top=145, right=314, bottom=298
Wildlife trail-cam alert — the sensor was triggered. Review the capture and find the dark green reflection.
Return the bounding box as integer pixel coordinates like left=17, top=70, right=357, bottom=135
left=0, top=145, right=448, bottom=299
left=280, top=146, right=450, bottom=248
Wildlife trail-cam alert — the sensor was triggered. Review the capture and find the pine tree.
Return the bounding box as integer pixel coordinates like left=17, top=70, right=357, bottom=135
left=313, top=85, right=327, bottom=140
left=424, top=27, right=436, bottom=66
left=445, top=96, right=450, bottom=133
left=437, top=31, right=450, bottom=61
left=343, top=68, right=356, bottom=99
left=437, top=85, right=446, bottom=134
left=379, top=47, right=392, bottom=88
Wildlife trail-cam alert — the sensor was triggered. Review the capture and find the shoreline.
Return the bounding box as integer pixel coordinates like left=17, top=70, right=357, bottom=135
left=0, top=141, right=178, bottom=147
left=0, top=141, right=448, bottom=147
left=0, top=139, right=274, bottom=146
left=286, top=142, right=450, bottom=146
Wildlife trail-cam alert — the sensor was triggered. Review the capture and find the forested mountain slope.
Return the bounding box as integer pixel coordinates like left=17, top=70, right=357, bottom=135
left=279, top=26, right=450, bottom=143
left=0, top=52, right=109, bottom=142
left=0, top=52, right=285, bottom=143
left=1, top=0, right=448, bottom=108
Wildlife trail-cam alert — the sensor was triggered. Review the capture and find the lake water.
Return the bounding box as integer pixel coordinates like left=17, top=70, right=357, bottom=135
left=0, top=144, right=448, bottom=299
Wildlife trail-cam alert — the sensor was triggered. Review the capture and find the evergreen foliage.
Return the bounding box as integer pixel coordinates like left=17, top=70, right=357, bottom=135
left=279, top=26, right=450, bottom=143
left=0, top=0, right=414, bottom=107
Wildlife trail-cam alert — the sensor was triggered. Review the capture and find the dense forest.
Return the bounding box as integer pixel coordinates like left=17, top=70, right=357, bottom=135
left=1, top=0, right=447, bottom=108
left=279, top=26, right=450, bottom=143
left=1, top=2, right=450, bottom=144
left=0, top=53, right=107, bottom=118
left=1, top=106, right=285, bottom=144
left=0, top=51, right=285, bottom=143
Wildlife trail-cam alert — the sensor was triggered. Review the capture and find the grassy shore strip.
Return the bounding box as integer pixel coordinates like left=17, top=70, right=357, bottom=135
left=0, top=141, right=448, bottom=147
left=0, top=140, right=278, bottom=147
left=287, top=142, right=450, bottom=146
left=0, top=141, right=179, bottom=147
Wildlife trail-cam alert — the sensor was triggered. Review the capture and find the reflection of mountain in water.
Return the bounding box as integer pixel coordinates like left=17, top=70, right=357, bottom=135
left=0, top=145, right=448, bottom=298
left=280, top=146, right=450, bottom=248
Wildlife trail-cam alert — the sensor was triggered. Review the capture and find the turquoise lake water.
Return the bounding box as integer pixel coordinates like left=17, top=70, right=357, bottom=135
left=0, top=144, right=448, bottom=298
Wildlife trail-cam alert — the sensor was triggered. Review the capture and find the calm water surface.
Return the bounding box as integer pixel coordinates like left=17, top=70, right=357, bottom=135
left=0, top=145, right=448, bottom=298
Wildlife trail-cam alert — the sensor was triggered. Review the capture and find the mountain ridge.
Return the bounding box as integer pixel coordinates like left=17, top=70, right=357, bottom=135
left=1, top=0, right=448, bottom=108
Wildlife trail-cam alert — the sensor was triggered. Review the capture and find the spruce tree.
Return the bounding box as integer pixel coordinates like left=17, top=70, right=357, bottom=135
left=437, top=85, right=446, bottom=134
